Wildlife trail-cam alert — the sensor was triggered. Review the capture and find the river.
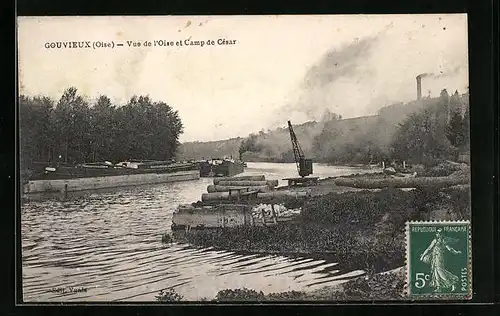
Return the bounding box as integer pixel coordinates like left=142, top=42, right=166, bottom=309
left=21, top=162, right=376, bottom=302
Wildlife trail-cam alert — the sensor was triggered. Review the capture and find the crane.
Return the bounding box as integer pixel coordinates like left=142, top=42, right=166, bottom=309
left=287, top=120, right=313, bottom=177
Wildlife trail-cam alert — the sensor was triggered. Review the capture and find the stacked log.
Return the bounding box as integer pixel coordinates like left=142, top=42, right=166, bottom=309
left=202, top=191, right=242, bottom=202
left=256, top=191, right=310, bottom=199
left=213, top=175, right=265, bottom=184
left=209, top=175, right=277, bottom=192
left=216, top=180, right=279, bottom=187
left=207, top=184, right=270, bottom=193
left=201, top=190, right=309, bottom=202
left=333, top=175, right=469, bottom=189
left=199, top=175, right=291, bottom=202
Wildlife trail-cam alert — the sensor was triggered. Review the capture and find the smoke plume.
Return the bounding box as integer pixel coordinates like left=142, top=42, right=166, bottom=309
left=269, top=33, right=382, bottom=127
left=417, top=64, right=464, bottom=79
left=301, top=36, right=378, bottom=89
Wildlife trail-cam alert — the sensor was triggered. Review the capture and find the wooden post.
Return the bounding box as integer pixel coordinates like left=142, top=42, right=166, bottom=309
left=271, top=204, right=277, bottom=224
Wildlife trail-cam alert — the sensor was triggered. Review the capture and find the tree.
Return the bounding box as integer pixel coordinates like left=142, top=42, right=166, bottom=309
left=152, top=101, right=183, bottom=160
left=53, top=87, right=91, bottom=163
left=446, top=109, right=464, bottom=147
left=449, top=90, right=461, bottom=114
left=239, top=134, right=261, bottom=160
left=19, top=95, right=55, bottom=165
left=90, top=95, right=115, bottom=161
left=312, top=121, right=342, bottom=161
left=391, top=107, right=456, bottom=166
left=439, top=89, right=450, bottom=123
left=461, top=105, right=470, bottom=150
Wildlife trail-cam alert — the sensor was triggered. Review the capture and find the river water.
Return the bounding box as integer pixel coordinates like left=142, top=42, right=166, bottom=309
left=21, top=162, right=376, bottom=302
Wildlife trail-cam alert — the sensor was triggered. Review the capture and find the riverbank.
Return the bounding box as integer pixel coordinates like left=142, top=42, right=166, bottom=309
left=165, top=161, right=470, bottom=300
left=173, top=184, right=469, bottom=271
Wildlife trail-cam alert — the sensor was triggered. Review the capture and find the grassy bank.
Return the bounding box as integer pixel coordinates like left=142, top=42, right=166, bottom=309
left=156, top=268, right=406, bottom=301
left=171, top=185, right=470, bottom=273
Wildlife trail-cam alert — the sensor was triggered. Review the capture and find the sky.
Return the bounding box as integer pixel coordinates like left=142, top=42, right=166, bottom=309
left=17, top=14, right=469, bottom=142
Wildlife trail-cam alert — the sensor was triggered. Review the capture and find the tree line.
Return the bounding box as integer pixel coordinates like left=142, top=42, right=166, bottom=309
left=236, top=88, right=470, bottom=166
left=315, top=89, right=470, bottom=166
left=391, top=89, right=469, bottom=165
left=19, top=87, right=184, bottom=168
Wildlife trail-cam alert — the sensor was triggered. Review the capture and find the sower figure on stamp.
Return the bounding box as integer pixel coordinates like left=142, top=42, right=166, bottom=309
left=419, top=228, right=461, bottom=292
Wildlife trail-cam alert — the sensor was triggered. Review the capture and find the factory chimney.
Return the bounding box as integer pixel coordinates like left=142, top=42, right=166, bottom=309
left=416, top=75, right=422, bottom=100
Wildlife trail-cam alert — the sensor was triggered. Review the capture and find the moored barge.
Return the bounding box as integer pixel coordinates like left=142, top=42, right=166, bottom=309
left=199, top=158, right=246, bottom=177
left=23, top=160, right=200, bottom=194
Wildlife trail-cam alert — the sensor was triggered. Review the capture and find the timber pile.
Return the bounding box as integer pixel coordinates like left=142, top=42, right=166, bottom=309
left=213, top=175, right=265, bottom=184
left=201, top=175, right=309, bottom=202
left=207, top=184, right=270, bottom=193
left=333, top=174, right=469, bottom=189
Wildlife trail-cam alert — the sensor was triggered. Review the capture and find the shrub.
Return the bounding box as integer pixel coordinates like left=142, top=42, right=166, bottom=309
left=341, top=270, right=405, bottom=300
left=155, top=288, right=183, bottom=301
left=215, top=288, right=265, bottom=301
left=417, top=161, right=464, bottom=177
left=161, top=233, right=173, bottom=244
left=265, top=291, right=309, bottom=301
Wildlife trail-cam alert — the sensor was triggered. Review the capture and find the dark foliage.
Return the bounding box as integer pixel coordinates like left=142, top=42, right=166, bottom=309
left=391, top=90, right=470, bottom=166
left=238, top=134, right=262, bottom=160
left=339, top=270, right=405, bottom=300
left=215, top=288, right=266, bottom=301
left=264, top=290, right=309, bottom=301
left=155, top=288, right=183, bottom=301
left=161, top=233, right=173, bottom=244
left=210, top=271, right=405, bottom=301
left=19, top=88, right=183, bottom=171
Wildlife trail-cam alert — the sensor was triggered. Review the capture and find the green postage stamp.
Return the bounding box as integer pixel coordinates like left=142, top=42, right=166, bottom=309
left=406, top=221, right=471, bottom=299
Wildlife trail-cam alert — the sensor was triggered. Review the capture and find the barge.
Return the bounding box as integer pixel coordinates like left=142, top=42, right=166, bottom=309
left=22, top=160, right=200, bottom=194
left=199, top=158, right=246, bottom=177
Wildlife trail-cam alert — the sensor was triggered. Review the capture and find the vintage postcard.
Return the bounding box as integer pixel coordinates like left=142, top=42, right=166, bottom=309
left=17, top=14, right=471, bottom=302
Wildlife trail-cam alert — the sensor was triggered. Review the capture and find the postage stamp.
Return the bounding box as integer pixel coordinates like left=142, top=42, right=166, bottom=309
left=405, top=221, right=471, bottom=299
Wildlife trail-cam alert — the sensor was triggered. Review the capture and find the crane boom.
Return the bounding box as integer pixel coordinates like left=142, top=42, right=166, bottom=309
left=288, top=120, right=304, bottom=162
left=287, top=120, right=313, bottom=177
